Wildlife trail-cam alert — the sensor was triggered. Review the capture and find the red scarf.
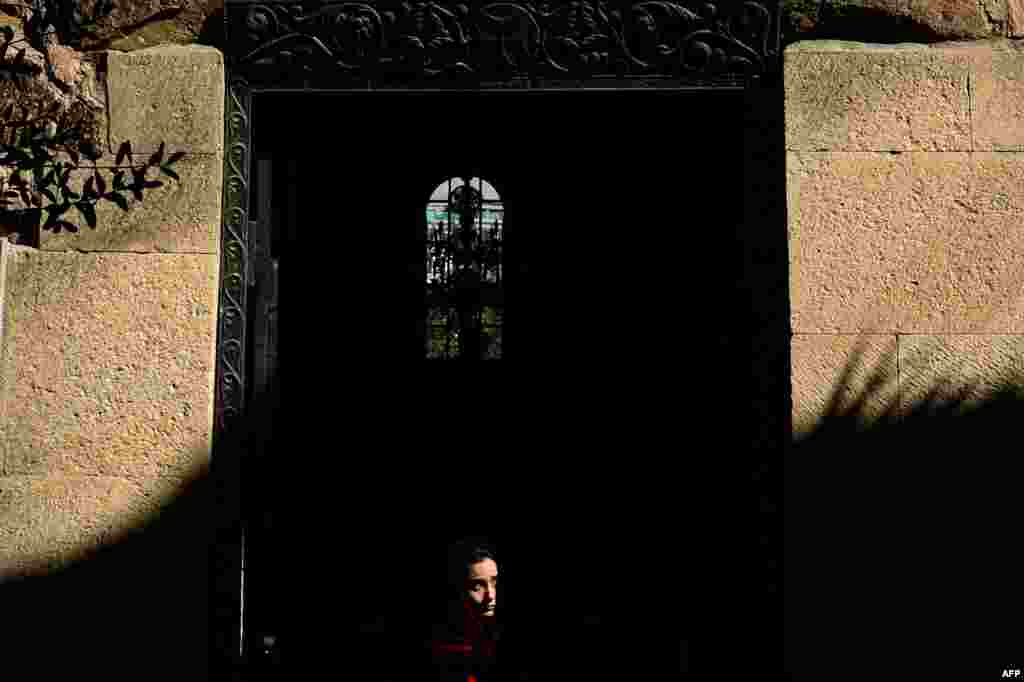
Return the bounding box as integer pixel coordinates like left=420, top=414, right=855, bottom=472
left=430, top=599, right=498, bottom=680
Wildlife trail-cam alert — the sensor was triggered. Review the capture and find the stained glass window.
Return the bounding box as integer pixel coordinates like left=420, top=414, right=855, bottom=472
left=425, top=177, right=503, bottom=360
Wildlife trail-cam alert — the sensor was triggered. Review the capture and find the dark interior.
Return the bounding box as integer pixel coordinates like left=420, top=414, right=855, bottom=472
left=244, top=89, right=757, bottom=677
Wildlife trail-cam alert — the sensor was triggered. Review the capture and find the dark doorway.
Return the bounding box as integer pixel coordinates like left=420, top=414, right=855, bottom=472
left=244, top=88, right=753, bottom=677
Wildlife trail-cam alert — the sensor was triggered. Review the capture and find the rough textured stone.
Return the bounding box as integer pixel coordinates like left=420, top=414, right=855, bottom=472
left=788, top=151, right=913, bottom=332
left=45, top=42, right=81, bottom=87
left=783, top=0, right=828, bottom=42
left=0, top=1, right=225, bottom=53
left=106, top=44, right=224, bottom=155
left=0, top=10, right=106, bottom=155
left=0, top=2, right=224, bottom=166
left=0, top=473, right=167, bottom=577
left=38, top=152, right=222, bottom=253
left=75, top=0, right=225, bottom=54
left=789, top=150, right=1024, bottom=333
left=898, top=335, right=1024, bottom=412
left=783, top=0, right=1006, bottom=44
left=0, top=162, right=35, bottom=211
left=0, top=164, right=40, bottom=246
left=791, top=334, right=899, bottom=436
left=1011, top=0, right=1024, bottom=35
left=907, top=0, right=995, bottom=39
left=785, top=43, right=971, bottom=152
left=900, top=152, right=1024, bottom=332
left=983, top=0, right=1010, bottom=25
left=0, top=468, right=210, bottom=681
left=0, top=243, right=217, bottom=486
left=969, top=41, right=1024, bottom=149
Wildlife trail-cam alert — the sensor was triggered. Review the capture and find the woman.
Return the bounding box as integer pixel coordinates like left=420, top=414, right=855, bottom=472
left=428, top=538, right=525, bottom=682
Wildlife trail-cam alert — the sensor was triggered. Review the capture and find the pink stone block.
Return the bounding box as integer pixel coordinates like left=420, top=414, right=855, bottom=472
left=785, top=44, right=971, bottom=152
left=900, top=152, right=1024, bottom=332
left=791, top=333, right=899, bottom=436
left=970, top=45, right=1024, bottom=151
left=788, top=151, right=913, bottom=332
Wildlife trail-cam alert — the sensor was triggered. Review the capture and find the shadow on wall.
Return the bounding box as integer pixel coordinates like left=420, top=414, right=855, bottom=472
left=6, top=342, right=1022, bottom=681
left=0, top=374, right=284, bottom=682
left=785, top=341, right=1024, bottom=680
left=2, top=66, right=1021, bottom=679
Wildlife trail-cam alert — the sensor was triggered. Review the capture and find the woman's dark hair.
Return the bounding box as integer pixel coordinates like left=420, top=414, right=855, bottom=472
left=446, top=536, right=498, bottom=600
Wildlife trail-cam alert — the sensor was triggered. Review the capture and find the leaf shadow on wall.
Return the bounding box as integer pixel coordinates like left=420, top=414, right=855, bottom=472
left=785, top=340, right=1024, bottom=680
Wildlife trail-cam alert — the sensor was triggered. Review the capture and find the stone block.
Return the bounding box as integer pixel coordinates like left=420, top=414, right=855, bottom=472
left=907, top=0, right=994, bottom=39
left=0, top=243, right=217, bottom=484
left=791, top=333, right=899, bottom=436
left=1011, top=0, right=1024, bottom=36
left=788, top=151, right=913, bottom=332
left=36, top=153, right=222, bottom=253
left=898, top=334, right=1024, bottom=412
left=785, top=42, right=970, bottom=151
left=106, top=44, right=224, bottom=155
left=899, top=152, right=1024, bottom=332
left=789, top=150, right=1024, bottom=333
left=969, top=43, right=1024, bottom=150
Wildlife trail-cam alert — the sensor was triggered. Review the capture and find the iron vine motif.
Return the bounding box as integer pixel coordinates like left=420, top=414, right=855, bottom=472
left=217, top=76, right=252, bottom=435
left=225, top=0, right=781, bottom=86
left=207, top=73, right=252, bottom=679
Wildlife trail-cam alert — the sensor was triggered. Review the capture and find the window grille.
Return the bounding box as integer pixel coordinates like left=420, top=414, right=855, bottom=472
left=425, top=176, right=503, bottom=360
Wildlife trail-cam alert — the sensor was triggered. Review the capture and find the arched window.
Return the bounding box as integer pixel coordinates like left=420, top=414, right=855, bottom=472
left=425, top=176, right=503, bottom=359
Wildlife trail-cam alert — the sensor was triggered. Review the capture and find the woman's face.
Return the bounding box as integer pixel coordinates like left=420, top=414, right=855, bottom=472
left=464, top=558, right=498, bottom=620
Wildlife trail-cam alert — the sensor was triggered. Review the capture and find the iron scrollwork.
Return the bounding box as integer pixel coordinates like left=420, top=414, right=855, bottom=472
left=225, top=0, right=780, bottom=86
left=217, top=76, right=251, bottom=435
left=208, top=72, right=252, bottom=678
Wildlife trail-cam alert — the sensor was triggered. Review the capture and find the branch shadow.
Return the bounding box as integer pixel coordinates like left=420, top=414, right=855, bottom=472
left=785, top=338, right=1024, bottom=678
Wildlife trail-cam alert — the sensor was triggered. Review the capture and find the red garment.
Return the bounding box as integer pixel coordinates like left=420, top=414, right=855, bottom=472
left=430, top=599, right=499, bottom=681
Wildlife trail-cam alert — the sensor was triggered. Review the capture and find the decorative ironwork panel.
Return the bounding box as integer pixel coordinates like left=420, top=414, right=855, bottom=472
left=224, top=0, right=781, bottom=88
left=210, top=73, right=252, bottom=680
left=425, top=176, right=503, bottom=359
left=217, top=75, right=252, bottom=433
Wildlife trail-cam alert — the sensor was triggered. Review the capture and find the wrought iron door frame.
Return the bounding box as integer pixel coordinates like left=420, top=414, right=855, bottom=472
left=215, top=0, right=785, bottom=441
left=212, top=0, right=783, bottom=676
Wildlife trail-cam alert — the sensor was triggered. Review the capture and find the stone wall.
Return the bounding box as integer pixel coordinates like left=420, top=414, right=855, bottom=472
left=0, top=0, right=1019, bottom=676
left=786, top=39, right=1024, bottom=434
left=0, top=23, right=223, bottom=679
left=785, top=40, right=1024, bottom=676
left=784, top=0, right=1024, bottom=45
